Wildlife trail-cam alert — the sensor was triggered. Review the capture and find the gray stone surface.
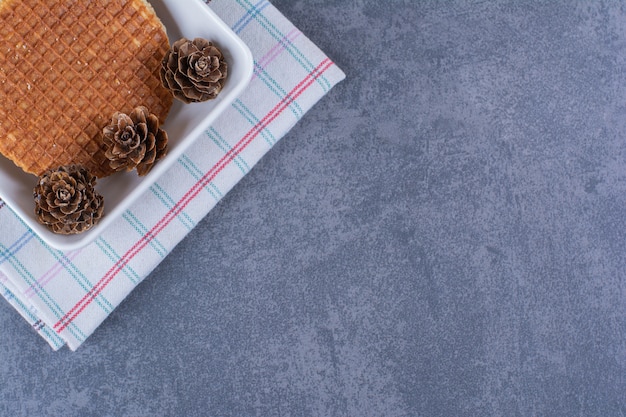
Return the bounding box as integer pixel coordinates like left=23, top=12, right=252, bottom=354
left=1, top=1, right=625, bottom=416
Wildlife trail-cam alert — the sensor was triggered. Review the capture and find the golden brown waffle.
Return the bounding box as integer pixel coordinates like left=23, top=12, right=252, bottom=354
left=0, top=0, right=173, bottom=177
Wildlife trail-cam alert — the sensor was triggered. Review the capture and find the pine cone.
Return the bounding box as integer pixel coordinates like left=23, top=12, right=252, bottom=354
left=160, top=37, right=228, bottom=103
left=102, top=106, right=168, bottom=176
left=34, top=165, right=104, bottom=235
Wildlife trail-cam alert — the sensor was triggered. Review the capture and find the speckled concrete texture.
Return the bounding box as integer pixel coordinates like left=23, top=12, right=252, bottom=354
left=1, top=1, right=625, bottom=416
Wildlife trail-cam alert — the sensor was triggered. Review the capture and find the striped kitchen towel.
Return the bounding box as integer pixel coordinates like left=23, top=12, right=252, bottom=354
left=0, top=0, right=345, bottom=350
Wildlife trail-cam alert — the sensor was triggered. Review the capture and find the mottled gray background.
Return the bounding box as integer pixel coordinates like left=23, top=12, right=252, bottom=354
left=1, top=1, right=625, bottom=416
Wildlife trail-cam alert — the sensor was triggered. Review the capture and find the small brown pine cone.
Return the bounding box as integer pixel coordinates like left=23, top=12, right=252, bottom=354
left=33, top=165, right=104, bottom=235
left=102, top=106, right=168, bottom=176
left=160, top=37, right=228, bottom=103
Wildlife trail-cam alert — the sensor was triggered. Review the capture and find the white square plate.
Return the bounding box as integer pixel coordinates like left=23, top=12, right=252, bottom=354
left=0, top=0, right=253, bottom=251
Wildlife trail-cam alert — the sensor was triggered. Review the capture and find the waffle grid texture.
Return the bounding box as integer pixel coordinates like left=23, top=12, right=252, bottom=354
left=0, top=0, right=172, bottom=177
